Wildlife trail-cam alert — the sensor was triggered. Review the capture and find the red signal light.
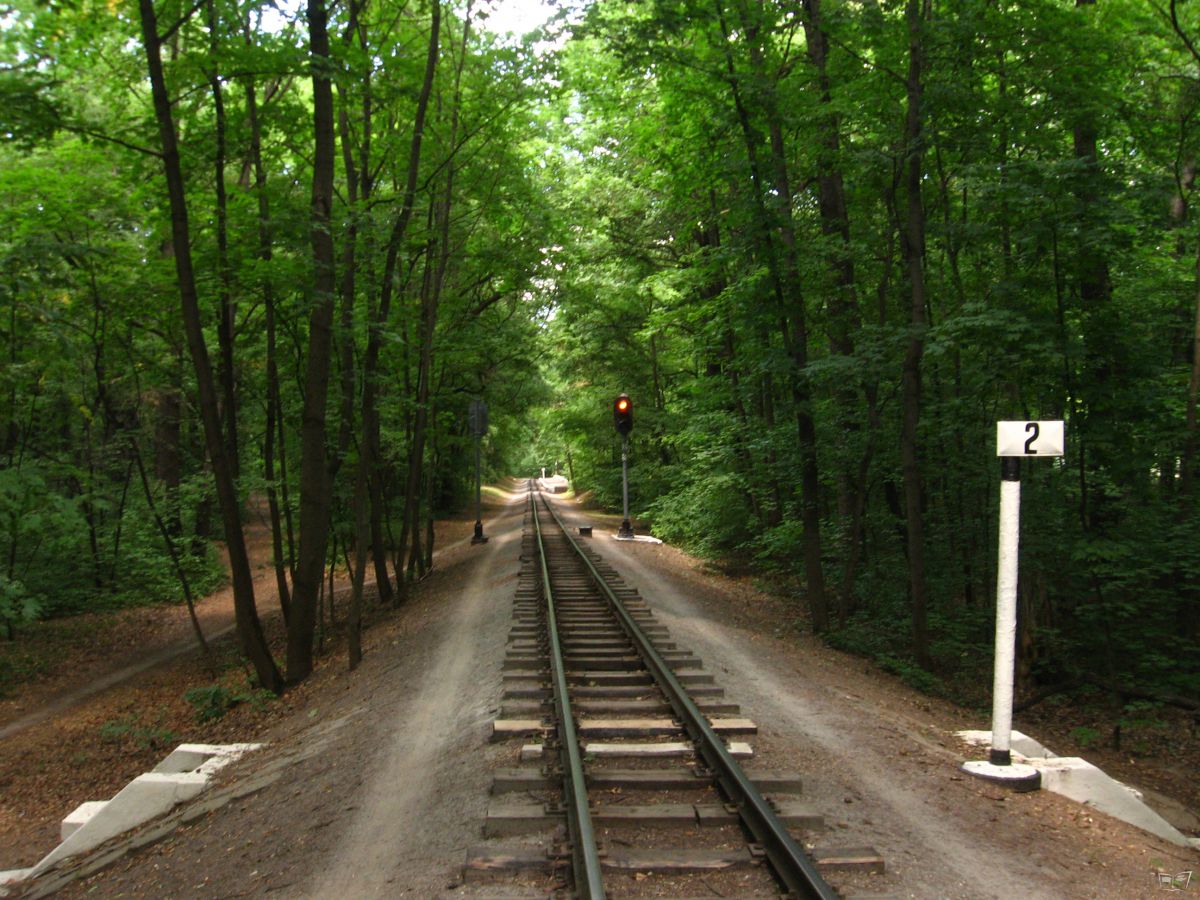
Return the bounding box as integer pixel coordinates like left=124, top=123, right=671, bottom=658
left=614, top=393, right=633, bottom=435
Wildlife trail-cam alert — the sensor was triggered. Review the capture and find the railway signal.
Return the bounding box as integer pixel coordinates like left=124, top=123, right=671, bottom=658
left=614, top=393, right=634, bottom=538
left=962, top=420, right=1064, bottom=792
left=614, top=393, right=633, bottom=435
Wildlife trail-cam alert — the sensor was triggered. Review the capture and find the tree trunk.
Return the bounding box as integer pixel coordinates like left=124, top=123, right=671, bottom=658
left=242, top=36, right=291, bottom=622
left=208, top=0, right=239, bottom=481
left=332, top=0, right=365, bottom=483
left=287, top=0, right=339, bottom=685
left=802, top=0, right=870, bottom=619
left=347, top=456, right=369, bottom=669
left=154, top=362, right=183, bottom=538
left=1070, top=0, right=1115, bottom=527
left=424, top=421, right=437, bottom=573
left=1184, top=244, right=1200, bottom=496
left=714, top=0, right=827, bottom=629
left=900, top=0, right=932, bottom=668
left=137, top=0, right=281, bottom=692
left=403, top=235, right=438, bottom=581
left=1169, top=0, right=1200, bottom=498
left=370, top=0, right=440, bottom=602
left=132, top=435, right=215, bottom=673
left=734, top=0, right=828, bottom=630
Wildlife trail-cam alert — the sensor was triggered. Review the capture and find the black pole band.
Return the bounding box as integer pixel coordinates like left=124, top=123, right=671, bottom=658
left=1000, top=456, right=1021, bottom=482
left=990, top=747, right=1012, bottom=766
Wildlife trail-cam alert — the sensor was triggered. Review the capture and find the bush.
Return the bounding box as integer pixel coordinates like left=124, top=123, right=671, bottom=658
left=98, top=713, right=178, bottom=750
left=0, top=574, right=41, bottom=639
left=184, top=684, right=235, bottom=722
left=184, top=681, right=276, bottom=723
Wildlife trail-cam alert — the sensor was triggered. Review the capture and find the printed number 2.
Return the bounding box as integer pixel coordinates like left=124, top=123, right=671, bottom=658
left=1024, top=422, right=1040, bottom=454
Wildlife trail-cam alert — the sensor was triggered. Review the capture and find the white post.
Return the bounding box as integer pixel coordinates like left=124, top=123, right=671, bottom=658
left=962, top=436, right=1044, bottom=792
left=990, top=457, right=1021, bottom=765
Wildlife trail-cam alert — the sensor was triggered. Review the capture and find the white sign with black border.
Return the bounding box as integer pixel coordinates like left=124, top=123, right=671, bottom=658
left=996, top=420, right=1064, bottom=457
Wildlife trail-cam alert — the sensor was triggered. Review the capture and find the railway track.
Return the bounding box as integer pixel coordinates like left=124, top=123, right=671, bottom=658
left=464, top=482, right=882, bottom=898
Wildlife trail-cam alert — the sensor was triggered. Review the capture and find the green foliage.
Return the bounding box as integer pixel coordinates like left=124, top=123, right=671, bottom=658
left=99, top=713, right=178, bottom=750
left=1117, top=701, right=1169, bottom=756
left=0, top=575, right=41, bottom=639
left=535, top=0, right=1200, bottom=714
left=183, top=682, right=275, bottom=723
left=1070, top=725, right=1101, bottom=749
left=0, top=0, right=1196, bottom=714
left=183, top=685, right=235, bottom=722
left=648, top=469, right=754, bottom=559
left=877, top=655, right=943, bottom=697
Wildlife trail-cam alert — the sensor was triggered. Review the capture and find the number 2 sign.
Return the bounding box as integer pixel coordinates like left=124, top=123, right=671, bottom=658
left=996, top=420, right=1064, bottom=457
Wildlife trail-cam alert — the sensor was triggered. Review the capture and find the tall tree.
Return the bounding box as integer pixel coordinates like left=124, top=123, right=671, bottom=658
left=136, top=0, right=281, bottom=692
left=287, top=0, right=340, bottom=684
left=899, top=0, right=931, bottom=668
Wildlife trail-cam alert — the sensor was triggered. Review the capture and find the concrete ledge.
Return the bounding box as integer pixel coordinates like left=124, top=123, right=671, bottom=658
left=32, top=772, right=207, bottom=876
left=536, top=476, right=569, bottom=494
left=0, top=868, right=33, bottom=890
left=152, top=742, right=265, bottom=777
left=959, top=730, right=1198, bottom=848
left=608, top=533, right=664, bottom=544
left=60, top=801, right=108, bottom=842
left=1032, top=755, right=1189, bottom=846
left=10, top=742, right=265, bottom=885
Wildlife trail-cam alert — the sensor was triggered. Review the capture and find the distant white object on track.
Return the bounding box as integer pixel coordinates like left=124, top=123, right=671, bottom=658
left=536, top=475, right=569, bottom=494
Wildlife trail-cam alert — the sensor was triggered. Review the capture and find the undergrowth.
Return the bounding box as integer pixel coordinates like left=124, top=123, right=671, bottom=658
left=184, top=680, right=276, bottom=723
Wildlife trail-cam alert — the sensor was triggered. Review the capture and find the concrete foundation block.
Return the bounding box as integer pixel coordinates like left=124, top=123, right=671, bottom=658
left=61, top=801, right=108, bottom=842
left=958, top=729, right=1194, bottom=847
left=1029, top=756, right=1186, bottom=845
left=957, top=729, right=1055, bottom=760
left=152, top=742, right=263, bottom=776
left=23, top=743, right=264, bottom=882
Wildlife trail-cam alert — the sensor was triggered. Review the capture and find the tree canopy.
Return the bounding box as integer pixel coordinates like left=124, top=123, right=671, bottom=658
left=1, top=0, right=1197, bottom=712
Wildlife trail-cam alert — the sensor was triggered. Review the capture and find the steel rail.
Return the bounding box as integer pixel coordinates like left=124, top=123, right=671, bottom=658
left=535, top=491, right=839, bottom=900
left=528, top=483, right=606, bottom=900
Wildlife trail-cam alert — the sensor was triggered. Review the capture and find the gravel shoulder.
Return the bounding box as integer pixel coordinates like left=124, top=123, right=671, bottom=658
left=7, top=484, right=1199, bottom=899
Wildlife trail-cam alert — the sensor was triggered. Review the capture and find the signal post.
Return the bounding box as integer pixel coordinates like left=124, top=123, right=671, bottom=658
left=469, top=398, right=489, bottom=544
left=614, top=393, right=634, bottom=538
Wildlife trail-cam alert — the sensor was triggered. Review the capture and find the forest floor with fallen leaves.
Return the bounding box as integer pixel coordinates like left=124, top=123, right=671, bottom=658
left=0, top=500, right=482, bottom=872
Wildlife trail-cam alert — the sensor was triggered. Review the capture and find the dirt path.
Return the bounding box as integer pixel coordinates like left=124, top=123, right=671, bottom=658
left=0, top=623, right=238, bottom=743
left=0, top=510, right=490, bottom=745
left=0, top=495, right=501, bottom=875
left=0, top=542, right=250, bottom=739
left=299, top=491, right=525, bottom=898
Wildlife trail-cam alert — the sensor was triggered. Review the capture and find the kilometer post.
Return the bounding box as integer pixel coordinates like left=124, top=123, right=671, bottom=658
left=962, top=420, right=1063, bottom=791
